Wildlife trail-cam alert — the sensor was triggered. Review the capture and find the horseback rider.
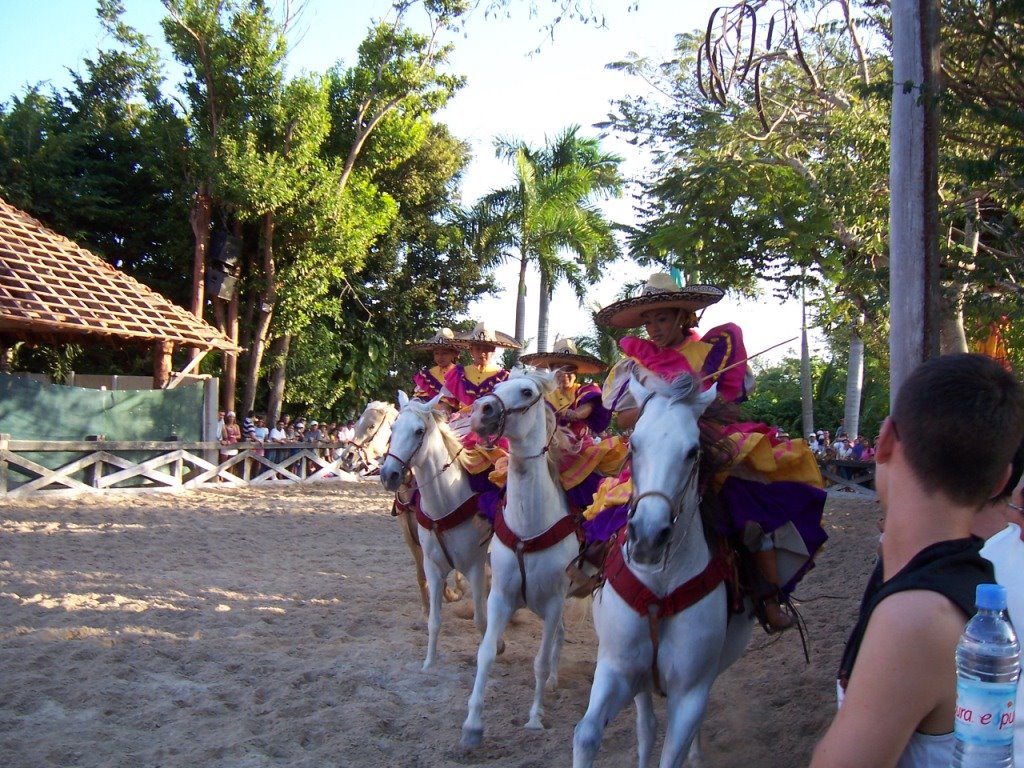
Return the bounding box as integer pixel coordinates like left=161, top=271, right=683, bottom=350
left=411, top=328, right=461, bottom=414
left=584, top=272, right=828, bottom=633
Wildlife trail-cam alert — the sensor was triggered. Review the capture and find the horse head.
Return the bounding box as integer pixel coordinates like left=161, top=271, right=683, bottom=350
left=626, top=370, right=717, bottom=565
left=342, top=400, right=398, bottom=473
left=379, top=393, right=443, bottom=492
left=471, top=367, right=556, bottom=450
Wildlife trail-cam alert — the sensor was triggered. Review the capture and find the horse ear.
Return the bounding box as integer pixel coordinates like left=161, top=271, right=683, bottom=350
left=628, top=370, right=652, bottom=405
left=697, top=382, right=718, bottom=413
left=427, top=393, right=442, bottom=410
left=397, top=390, right=410, bottom=409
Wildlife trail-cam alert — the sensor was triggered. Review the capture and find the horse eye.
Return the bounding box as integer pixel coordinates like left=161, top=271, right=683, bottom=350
left=521, top=387, right=533, bottom=398
left=415, top=427, right=425, bottom=437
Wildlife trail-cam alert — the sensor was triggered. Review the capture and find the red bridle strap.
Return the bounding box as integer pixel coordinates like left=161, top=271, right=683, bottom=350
left=415, top=493, right=480, bottom=535
left=603, top=528, right=730, bottom=620
left=493, top=508, right=582, bottom=605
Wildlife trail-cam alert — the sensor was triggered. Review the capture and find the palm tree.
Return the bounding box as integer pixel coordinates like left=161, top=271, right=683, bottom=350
left=482, top=126, right=624, bottom=353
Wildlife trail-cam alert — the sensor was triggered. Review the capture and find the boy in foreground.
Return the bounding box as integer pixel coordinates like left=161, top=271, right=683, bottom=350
left=810, top=353, right=1024, bottom=768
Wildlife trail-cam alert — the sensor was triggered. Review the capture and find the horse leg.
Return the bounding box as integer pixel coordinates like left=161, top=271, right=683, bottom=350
left=636, top=689, right=657, bottom=768
left=422, top=556, right=447, bottom=671
left=525, top=597, right=566, bottom=730
left=467, top=560, right=504, bottom=655
left=573, top=661, right=640, bottom=768
left=461, top=589, right=515, bottom=749
left=658, top=686, right=713, bottom=768
left=399, top=509, right=429, bottom=616
left=683, top=728, right=704, bottom=768
left=544, top=615, right=565, bottom=691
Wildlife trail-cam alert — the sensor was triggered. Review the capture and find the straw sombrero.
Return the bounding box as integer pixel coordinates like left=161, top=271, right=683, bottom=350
left=455, top=321, right=522, bottom=350
left=519, top=337, right=607, bottom=375
left=410, top=327, right=460, bottom=352
left=596, top=272, right=724, bottom=329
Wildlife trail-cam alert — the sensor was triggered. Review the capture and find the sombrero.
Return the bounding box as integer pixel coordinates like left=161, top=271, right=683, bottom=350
left=455, top=321, right=522, bottom=350
left=410, top=327, right=460, bottom=352
left=596, top=272, right=724, bottom=329
left=519, top=337, right=607, bottom=375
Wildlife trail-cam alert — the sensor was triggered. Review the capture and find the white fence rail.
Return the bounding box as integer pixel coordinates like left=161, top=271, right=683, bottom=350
left=0, top=435, right=355, bottom=499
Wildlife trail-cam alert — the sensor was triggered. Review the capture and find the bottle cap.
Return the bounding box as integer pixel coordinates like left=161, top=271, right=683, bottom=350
left=976, top=583, right=1007, bottom=611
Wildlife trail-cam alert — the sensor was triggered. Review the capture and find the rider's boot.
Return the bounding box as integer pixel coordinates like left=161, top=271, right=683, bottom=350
left=749, top=548, right=794, bottom=633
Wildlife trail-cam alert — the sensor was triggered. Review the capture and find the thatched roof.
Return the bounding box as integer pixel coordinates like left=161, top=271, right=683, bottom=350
left=0, top=196, right=237, bottom=351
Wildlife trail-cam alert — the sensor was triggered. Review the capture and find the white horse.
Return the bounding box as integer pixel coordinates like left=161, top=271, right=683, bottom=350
left=379, top=392, right=491, bottom=670
left=573, top=371, right=755, bottom=768
left=340, top=400, right=397, bottom=475
left=461, top=368, right=579, bottom=748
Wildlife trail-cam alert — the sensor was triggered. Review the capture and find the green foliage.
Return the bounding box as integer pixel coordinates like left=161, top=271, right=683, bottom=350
left=743, top=354, right=889, bottom=441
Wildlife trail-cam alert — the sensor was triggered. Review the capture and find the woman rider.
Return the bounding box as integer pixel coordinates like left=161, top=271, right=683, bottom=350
left=411, top=328, right=461, bottom=413
left=586, top=272, right=828, bottom=633
left=518, top=337, right=627, bottom=517
left=441, top=321, right=521, bottom=520
left=443, top=321, right=520, bottom=416
left=520, top=336, right=613, bottom=441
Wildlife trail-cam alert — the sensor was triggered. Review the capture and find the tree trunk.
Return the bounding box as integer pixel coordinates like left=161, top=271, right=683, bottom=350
left=188, top=188, right=211, bottom=361
left=888, top=0, right=941, bottom=405
left=223, top=288, right=239, bottom=412
left=537, top=271, right=551, bottom=353
left=152, top=341, right=174, bottom=390
left=243, top=211, right=276, bottom=415
left=266, top=333, right=291, bottom=424
left=844, top=327, right=865, bottom=440
left=514, top=249, right=528, bottom=355
left=939, top=198, right=978, bottom=354
left=800, top=289, right=815, bottom=436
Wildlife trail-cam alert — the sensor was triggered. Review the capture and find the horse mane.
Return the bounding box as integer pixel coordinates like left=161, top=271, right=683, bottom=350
left=509, top=366, right=572, bottom=467
left=403, top=398, right=463, bottom=461
left=654, top=372, right=740, bottom=540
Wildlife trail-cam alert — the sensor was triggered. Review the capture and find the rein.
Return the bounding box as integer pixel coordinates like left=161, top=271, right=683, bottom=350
left=350, top=407, right=396, bottom=465
left=383, top=414, right=465, bottom=499
left=483, top=388, right=557, bottom=459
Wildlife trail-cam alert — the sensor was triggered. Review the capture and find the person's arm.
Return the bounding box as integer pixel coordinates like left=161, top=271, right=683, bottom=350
left=810, top=590, right=966, bottom=768
left=616, top=407, right=640, bottom=431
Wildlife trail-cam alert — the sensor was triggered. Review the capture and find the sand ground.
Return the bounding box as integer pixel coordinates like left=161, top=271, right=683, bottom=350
left=0, top=483, right=879, bottom=767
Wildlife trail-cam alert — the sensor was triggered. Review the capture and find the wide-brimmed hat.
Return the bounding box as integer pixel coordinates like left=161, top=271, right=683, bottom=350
left=456, top=321, right=522, bottom=350
left=596, top=272, right=724, bottom=329
left=519, top=337, right=607, bottom=375
left=410, top=327, right=460, bottom=352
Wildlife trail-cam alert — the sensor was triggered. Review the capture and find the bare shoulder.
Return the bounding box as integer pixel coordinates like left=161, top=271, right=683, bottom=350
left=810, top=589, right=966, bottom=768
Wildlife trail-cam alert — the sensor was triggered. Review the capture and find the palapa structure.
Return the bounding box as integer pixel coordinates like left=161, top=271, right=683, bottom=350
left=0, top=196, right=237, bottom=388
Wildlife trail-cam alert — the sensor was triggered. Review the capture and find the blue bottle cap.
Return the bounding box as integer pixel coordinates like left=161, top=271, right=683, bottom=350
left=976, top=583, right=1007, bottom=611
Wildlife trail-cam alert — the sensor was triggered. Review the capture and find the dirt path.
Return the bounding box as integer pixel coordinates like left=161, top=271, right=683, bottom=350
left=0, top=484, right=879, bottom=767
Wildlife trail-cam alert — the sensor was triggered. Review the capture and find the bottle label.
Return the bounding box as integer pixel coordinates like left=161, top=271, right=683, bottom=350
left=953, top=679, right=1017, bottom=746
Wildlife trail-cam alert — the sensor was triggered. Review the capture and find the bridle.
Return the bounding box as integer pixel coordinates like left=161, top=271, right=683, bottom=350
left=349, top=406, right=396, bottom=465
left=482, top=385, right=557, bottom=460
left=382, top=411, right=464, bottom=498
left=624, top=390, right=703, bottom=568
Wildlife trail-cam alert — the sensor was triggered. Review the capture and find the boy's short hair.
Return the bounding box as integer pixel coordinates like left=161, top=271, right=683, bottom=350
left=893, top=353, right=1024, bottom=507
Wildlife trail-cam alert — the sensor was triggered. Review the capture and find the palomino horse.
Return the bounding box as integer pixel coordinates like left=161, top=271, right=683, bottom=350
left=379, top=392, right=491, bottom=670
left=461, top=368, right=579, bottom=748
left=339, top=401, right=397, bottom=475
left=573, top=371, right=755, bottom=768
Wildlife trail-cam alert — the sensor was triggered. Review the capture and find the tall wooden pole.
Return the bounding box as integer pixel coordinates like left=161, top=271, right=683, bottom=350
left=889, top=0, right=942, bottom=405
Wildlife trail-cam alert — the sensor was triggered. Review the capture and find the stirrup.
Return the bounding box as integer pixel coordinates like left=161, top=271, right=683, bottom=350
left=566, top=563, right=600, bottom=598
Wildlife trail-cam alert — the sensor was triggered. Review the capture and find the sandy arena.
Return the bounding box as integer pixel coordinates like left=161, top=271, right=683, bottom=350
left=1, top=483, right=879, bottom=767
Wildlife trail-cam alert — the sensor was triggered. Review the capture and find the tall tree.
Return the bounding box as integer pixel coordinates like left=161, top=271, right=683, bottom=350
left=484, top=125, right=623, bottom=352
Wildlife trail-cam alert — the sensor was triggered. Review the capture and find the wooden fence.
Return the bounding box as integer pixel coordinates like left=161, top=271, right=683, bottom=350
left=0, top=435, right=357, bottom=499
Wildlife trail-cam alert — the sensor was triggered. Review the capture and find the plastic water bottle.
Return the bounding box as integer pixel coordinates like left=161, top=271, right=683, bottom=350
left=950, top=583, right=1019, bottom=768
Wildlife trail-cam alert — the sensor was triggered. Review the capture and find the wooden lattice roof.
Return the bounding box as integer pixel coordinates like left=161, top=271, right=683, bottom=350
left=0, top=196, right=237, bottom=351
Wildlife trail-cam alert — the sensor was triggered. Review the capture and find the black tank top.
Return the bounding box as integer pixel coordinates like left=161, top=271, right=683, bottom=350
left=837, top=537, right=994, bottom=693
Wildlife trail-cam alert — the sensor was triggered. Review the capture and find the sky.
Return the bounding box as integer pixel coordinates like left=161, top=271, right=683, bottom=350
left=0, top=0, right=823, bottom=364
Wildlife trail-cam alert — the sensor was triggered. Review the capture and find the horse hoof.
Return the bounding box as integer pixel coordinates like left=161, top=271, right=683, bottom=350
left=524, top=717, right=545, bottom=731
left=496, top=638, right=506, bottom=656
left=460, top=726, right=483, bottom=749
left=444, top=587, right=462, bottom=603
